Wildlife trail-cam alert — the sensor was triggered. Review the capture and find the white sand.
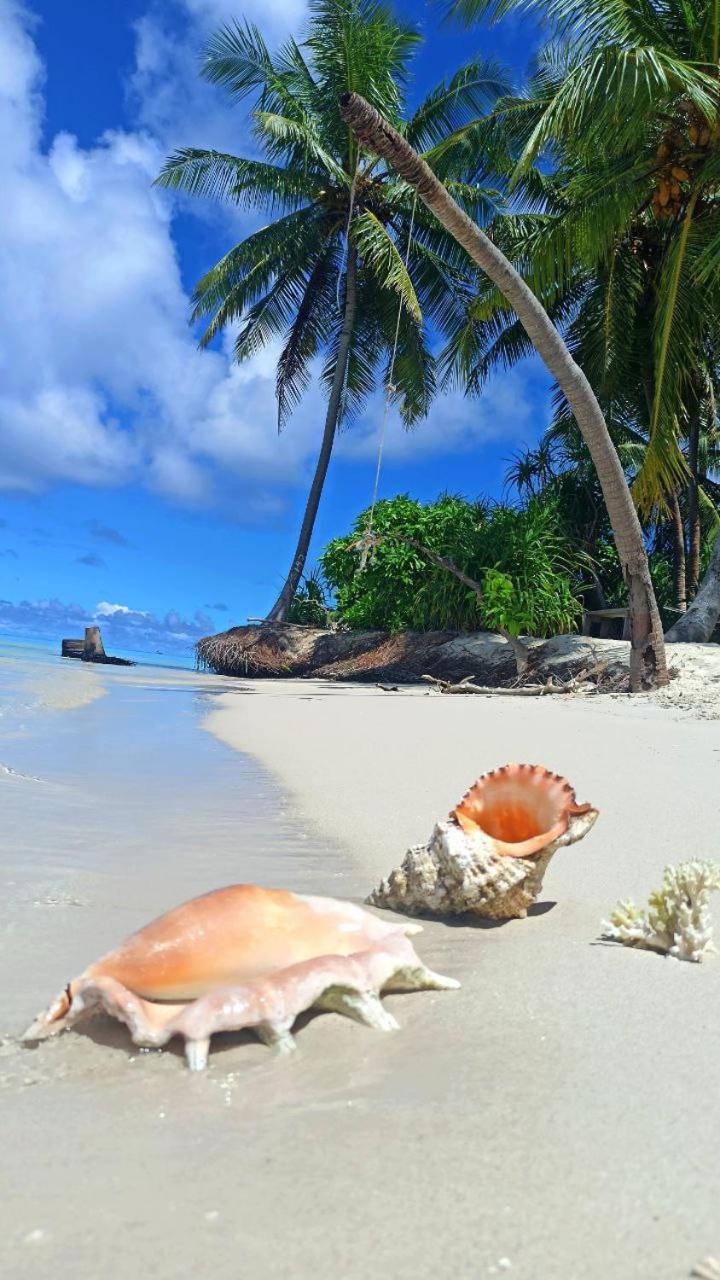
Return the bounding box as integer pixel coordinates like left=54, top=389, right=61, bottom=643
left=3, top=650, right=720, bottom=1280
left=204, top=671, right=720, bottom=1279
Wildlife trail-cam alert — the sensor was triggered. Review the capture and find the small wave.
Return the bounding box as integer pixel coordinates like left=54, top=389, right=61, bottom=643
left=0, top=762, right=44, bottom=783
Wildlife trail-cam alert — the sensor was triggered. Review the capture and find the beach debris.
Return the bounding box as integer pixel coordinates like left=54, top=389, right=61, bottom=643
left=602, top=861, right=720, bottom=962
left=22, top=885, right=458, bottom=1070
left=422, top=673, right=572, bottom=696
left=61, top=625, right=134, bottom=666
left=420, top=659, right=625, bottom=698
left=367, top=763, right=598, bottom=920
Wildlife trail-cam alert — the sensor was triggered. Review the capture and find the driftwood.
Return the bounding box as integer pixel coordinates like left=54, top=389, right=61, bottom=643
left=420, top=660, right=625, bottom=697
left=421, top=674, right=574, bottom=696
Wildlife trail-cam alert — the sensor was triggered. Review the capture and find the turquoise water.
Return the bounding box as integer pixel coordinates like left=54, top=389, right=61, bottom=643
left=0, top=639, right=343, bottom=1037
left=0, top=632, right=198, bottom=671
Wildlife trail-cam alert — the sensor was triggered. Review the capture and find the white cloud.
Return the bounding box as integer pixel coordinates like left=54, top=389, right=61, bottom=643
left=0, top=594, right=215, bottom=653
left=95, top=601, right=139, bottom=617
left=336, top=362, right=550, bottom=464
left=130, top=0, right=307, bottom=154
left=0, top=1, right=548, bottom=517
left=0, top=1, right=318, bottom=505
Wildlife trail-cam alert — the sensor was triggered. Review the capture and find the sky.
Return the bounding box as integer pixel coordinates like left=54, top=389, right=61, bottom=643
left=0, top=0, right=550, bottom=657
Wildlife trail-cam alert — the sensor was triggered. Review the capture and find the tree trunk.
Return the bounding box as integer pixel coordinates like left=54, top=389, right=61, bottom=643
left=339, top=92, right=668, bottom=690
left=670, top=494, right=687, bottom=612
left=687, top=413, right=701, bottom=596
left=266, top=251, right=357, bottom=623
left=665, top=524, right=720, bottom=642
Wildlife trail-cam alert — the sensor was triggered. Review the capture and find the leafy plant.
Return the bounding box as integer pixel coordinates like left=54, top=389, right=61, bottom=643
left=288, top=570, right=331, bottom=627
left=321, top=493, right=586, bottom=636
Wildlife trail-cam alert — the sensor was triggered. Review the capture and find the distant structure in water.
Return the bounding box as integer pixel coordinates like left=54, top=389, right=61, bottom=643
left=61, top=626, right=134, bottom=666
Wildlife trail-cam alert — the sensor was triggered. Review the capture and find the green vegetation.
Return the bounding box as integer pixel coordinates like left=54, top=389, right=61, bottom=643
left=287, top=571, right=331, bottom=627
left=321, top=493, right=586, bottom=636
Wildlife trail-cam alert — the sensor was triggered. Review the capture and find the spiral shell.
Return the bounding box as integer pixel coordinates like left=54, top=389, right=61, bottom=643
left=368, top=764, right=598, bottom=920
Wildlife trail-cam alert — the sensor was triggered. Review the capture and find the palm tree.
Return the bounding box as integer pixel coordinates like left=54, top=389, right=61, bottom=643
left=443, top=0, right=720, bottom=636
left=666, top=525, right=720, bottom=640
left=156, top=0, right=507, bottom=622
left=339, top=91, right=670, bottom=689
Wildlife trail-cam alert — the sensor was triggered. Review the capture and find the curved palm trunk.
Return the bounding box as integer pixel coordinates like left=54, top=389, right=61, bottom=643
left=665, top=525, right=720, bottom=642
left=687, top=414, right=701, bottom=596
left=339, top=92, right=668, bottom=690
left=670, top=494, right=687, bottom=612
left=266, top=251, right=357, bottom=623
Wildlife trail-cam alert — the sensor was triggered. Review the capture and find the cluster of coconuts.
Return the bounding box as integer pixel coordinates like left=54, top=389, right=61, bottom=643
left=652, top=117, right=717, bottom=219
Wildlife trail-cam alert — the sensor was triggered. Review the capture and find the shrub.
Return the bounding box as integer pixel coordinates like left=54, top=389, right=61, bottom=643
left=288, top=571, right=331, bottom=627
left=321, top=493, right=587, bottom=636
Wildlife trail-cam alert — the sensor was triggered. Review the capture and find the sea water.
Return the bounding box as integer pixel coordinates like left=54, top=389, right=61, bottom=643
left=0, top=639, right=338, bottom=1035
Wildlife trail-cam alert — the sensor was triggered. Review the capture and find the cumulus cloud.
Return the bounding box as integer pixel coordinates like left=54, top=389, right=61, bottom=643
left=95, top=601, right=139, bottom=617
left=131, top=0, right=308, bottom=151
left=0, top=1, right=547, bottom=519
left=0, top=2, right=318, bottom=506
left=205, top=601, right=228, bottom=611
left=0, top=594, right=213, bottom=653
left=75, top=553, right=106, bottom=568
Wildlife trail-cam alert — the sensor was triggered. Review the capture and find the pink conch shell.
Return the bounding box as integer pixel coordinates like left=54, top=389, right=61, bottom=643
left=368, top=764, right=598, bottom=921
left=22, top=885, right=458, bottom=1070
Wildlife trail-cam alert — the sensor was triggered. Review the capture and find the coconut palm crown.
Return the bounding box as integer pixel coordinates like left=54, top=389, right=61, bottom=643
left=156, top=0, right=508, bottom=620
left=442, top=0, right=720, bottom=524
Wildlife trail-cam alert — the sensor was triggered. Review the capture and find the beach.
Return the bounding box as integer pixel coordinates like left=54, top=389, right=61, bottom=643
left=2, top=645, right=720, bottom=1279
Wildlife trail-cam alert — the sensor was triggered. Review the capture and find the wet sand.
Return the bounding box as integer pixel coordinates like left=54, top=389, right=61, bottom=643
left=2, top=652, right=720, bottom=1279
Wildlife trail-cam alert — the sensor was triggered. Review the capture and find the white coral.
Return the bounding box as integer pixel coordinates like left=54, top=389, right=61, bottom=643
left=602, top=861, right=720, bottom=963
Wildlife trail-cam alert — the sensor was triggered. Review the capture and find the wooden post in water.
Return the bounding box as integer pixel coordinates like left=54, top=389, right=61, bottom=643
left=83, top=626, right=106, bottom=659
left=61, top=639, right=84, bottom=658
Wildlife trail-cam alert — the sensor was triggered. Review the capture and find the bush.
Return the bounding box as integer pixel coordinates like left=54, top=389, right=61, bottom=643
left=321, top=493, right=587, bottom=636
left=288, top=571, right=332, bottom=627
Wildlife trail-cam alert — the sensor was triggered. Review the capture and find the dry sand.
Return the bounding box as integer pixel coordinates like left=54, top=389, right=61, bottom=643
left=2, top=645, right=720, bottom=1280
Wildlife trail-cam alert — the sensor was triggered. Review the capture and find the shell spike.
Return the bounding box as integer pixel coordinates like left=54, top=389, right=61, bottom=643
left=385, top=965, right=461, bottom=993
left=185, top=1038, right=210, bottom=1072
left=256, top=1022, right=297, bottom=1054
left=317, top=987, right=400, bottom=1031
left=22, top=984, right=75, bottom=1042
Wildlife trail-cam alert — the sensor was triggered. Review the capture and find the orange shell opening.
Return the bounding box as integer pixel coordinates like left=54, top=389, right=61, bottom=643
left=451, top=763, right=593, bottom=858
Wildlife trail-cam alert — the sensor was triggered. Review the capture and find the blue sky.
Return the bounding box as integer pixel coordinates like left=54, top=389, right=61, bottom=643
left=0, top=0, right=550, bottom=656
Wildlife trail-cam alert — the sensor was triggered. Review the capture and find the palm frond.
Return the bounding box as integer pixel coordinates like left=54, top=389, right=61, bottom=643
left=406, top=58, right=511, bottom=150
left=156, top=149, right=319, bottom=211
left=353, top=210, right=422, bottom=323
